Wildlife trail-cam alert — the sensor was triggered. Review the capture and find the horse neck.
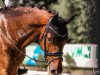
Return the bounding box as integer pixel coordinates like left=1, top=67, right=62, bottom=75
left=10, top=7, right=54, bottom=49
left=7, top=7, right=54, bottom=26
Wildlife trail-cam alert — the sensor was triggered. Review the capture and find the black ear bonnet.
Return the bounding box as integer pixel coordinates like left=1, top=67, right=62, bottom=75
left=45, top=14, right=68, bottom=39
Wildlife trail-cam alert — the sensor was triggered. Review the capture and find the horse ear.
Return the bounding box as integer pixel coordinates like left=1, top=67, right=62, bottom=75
left=51, top=13, right=58, bottom=23
left=64, top=15, right=75, bottom=25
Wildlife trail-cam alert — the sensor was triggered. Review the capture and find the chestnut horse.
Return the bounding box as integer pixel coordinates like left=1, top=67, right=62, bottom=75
left=0, top=5, right=73, bottom=75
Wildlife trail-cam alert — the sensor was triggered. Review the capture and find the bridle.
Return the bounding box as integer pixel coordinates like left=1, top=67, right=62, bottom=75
left=39, top=17, right=68, bottom=64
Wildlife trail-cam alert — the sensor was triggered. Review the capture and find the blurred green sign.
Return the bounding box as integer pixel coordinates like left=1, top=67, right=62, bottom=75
left=63, top=44, right=98, bottom=68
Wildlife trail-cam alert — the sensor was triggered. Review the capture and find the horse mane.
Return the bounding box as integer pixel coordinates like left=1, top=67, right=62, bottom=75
left=0, top=3, right=55, bottom=14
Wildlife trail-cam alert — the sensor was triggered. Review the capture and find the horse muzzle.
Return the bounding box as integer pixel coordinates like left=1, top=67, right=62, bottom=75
left=48, top=59, right=63, bottom=75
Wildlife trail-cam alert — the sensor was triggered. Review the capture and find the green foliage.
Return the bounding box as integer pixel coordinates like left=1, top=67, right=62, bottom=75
left=64, top=53, right=76, bottom=66
left=64, top=53, right=76, bottom=73
left=31, top=0, right=94, bottom=43
left=37, top=54, right=47, bottom=68
left=0, top=0, right=4, bottom=7
left=49, top=0, right=95, bottom=43
left=0, top=0, right=95, bottom=43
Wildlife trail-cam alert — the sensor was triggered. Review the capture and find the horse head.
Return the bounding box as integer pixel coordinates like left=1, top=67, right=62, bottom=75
left=39, top=13, right=74, bottom=75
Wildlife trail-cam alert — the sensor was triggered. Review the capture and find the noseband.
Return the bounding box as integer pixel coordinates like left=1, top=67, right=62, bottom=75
left=39, top=17, right=68, bottom=64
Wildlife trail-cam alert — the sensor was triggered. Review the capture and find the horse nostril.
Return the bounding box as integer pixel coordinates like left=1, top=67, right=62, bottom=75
left=51, top=69, right=58, bottom=75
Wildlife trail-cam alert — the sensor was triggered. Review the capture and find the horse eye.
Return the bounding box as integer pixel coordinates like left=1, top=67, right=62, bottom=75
left=48, top=38, right=52, bottom=42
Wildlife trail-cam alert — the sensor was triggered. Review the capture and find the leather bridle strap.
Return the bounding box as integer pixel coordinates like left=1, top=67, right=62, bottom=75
left=40, top=31, right=63, bottom=65
left=45, top=52, right=63, bottom=56
left=43, top=31, right=63, bottom=57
